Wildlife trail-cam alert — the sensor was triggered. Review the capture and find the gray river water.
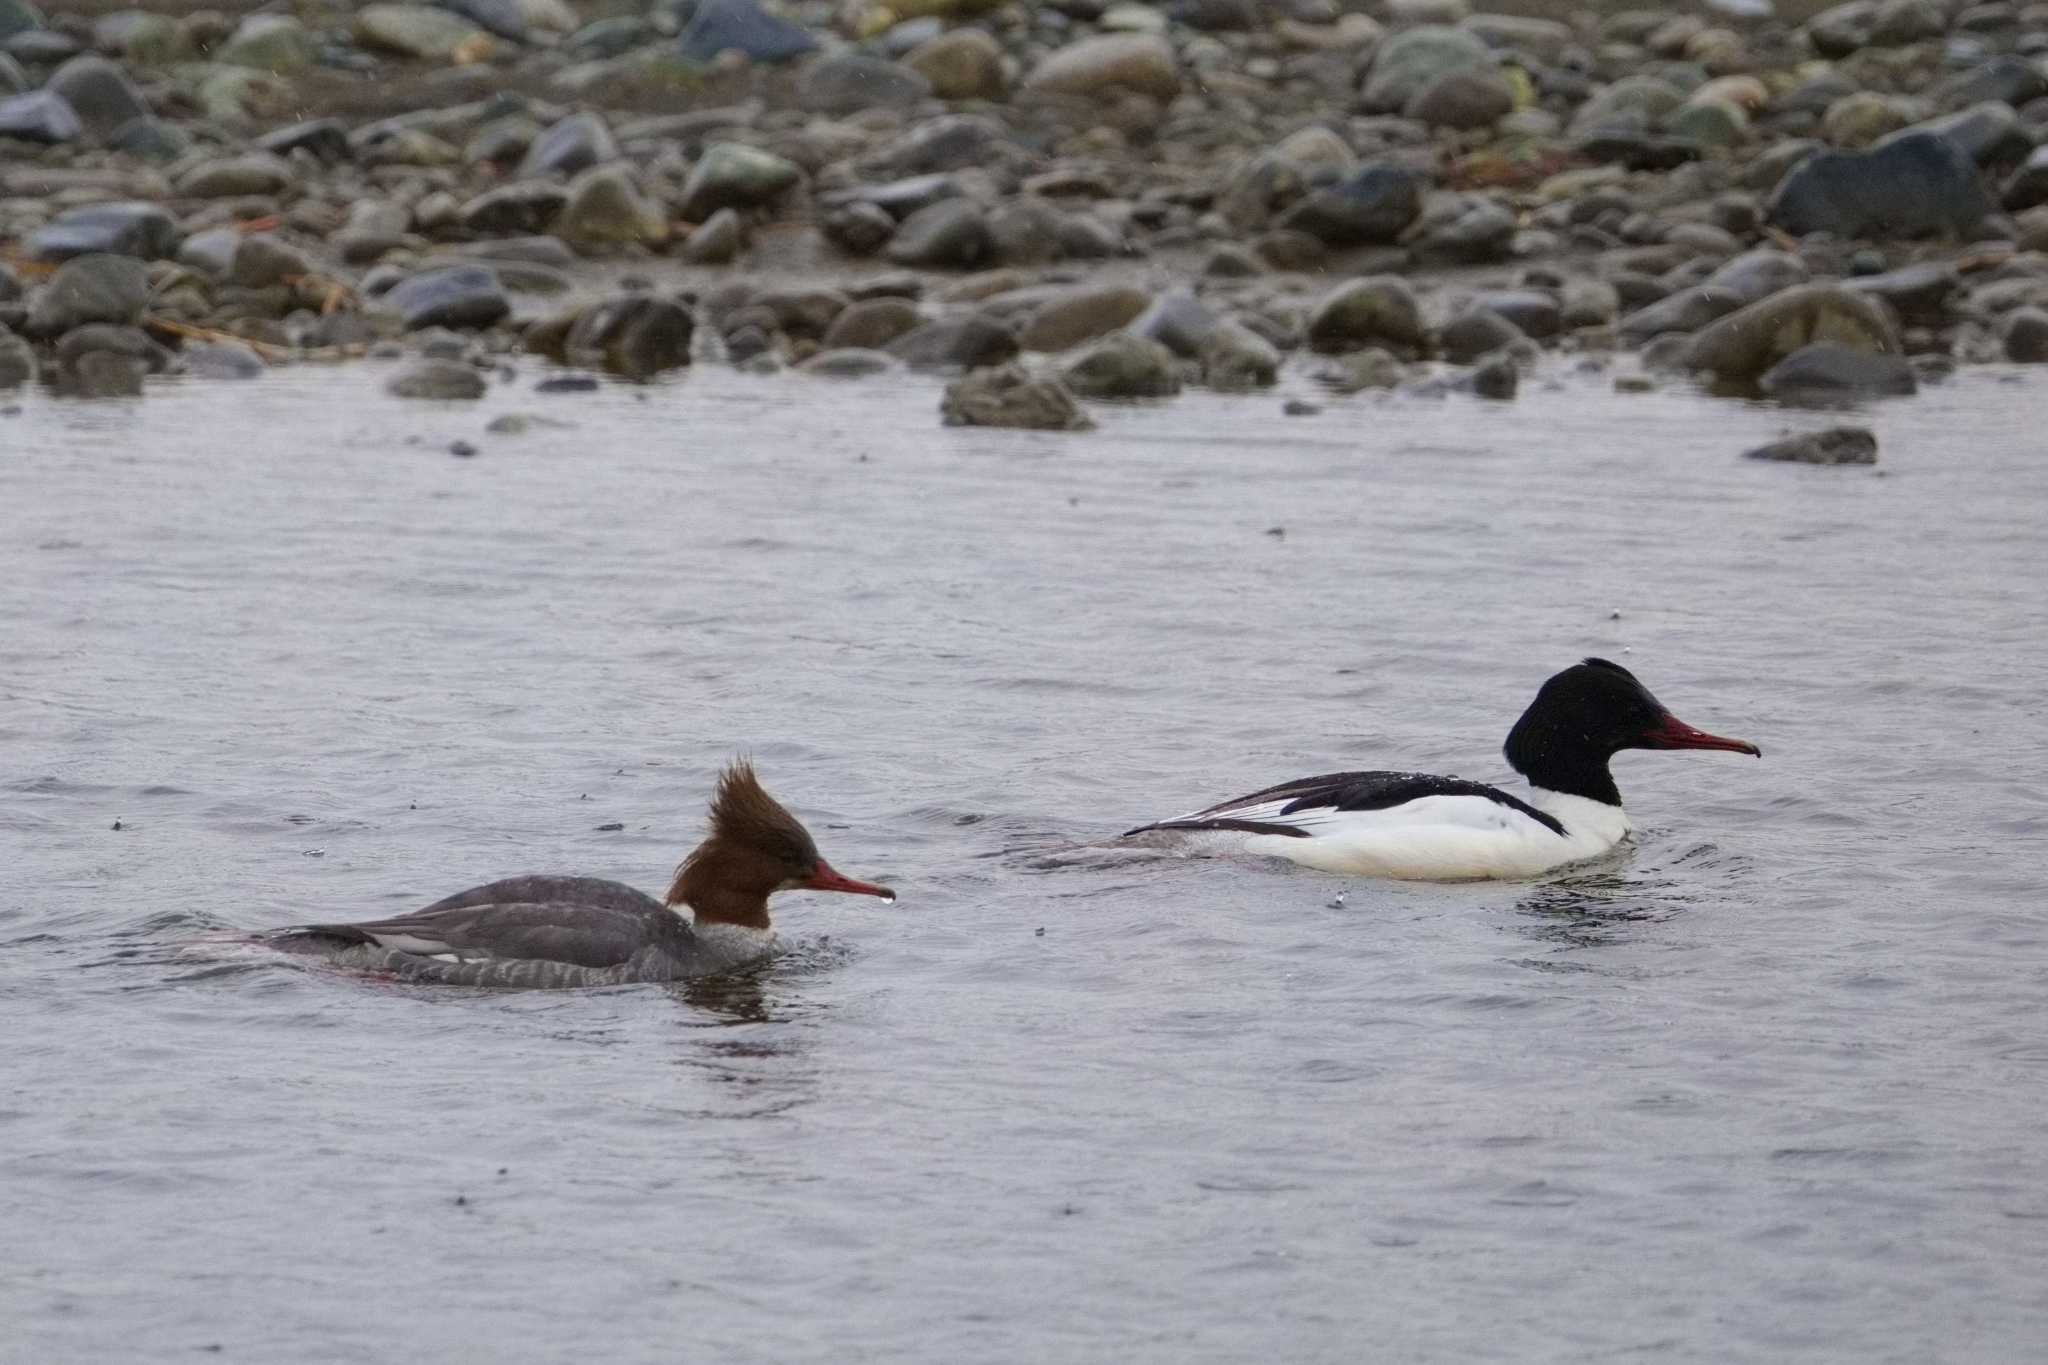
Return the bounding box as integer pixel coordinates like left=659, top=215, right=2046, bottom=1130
left=4, top=361, right=2045, bottom=1363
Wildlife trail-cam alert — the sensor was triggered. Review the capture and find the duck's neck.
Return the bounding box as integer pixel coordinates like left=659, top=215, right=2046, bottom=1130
left=666, top=847, right=774, bottom=931
left=1504, top=716, right=1623, bottom=808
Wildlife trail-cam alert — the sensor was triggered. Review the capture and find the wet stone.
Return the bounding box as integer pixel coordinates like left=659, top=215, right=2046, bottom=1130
left=217, top=14, right=316, bottom=72
left=1277, top=164, right=1427, bottom=247
left=0, top=89, right=80, bottom=143
left=800, top=348, right=901, bottom=379
left=355, top=5, right=488, bottom=61
left=387, top=359, right=487, bottom=400
left=885, top=200, right=992, bottom=270
left=1306, top=275, right=1426, bottom=354
left=62, top=350, right=147, bottom=398
left=180, top=340, right=265, bottom=380
left=1768, top=132, right=1992, bottom=240
left=27, top=202, right=178, bottom=262
left=45, top=55, right=149, bottom=138
left=258, top=118, right=350, bottom=162
left=675, top=0, right=816, bottom=64
left=1062, top=331, right=1180, bottom=398
left=941, top=362, right=1094, bottom=430
left=1201, top=321, right=1280, bottom=392
left=519, top=113, right=618, bottom=179
left=560, top=296, right=695, bottom=380
left=681, top=209, right=743, bottom=265
left=1439, top=308, right=1524, bottom=364
left=1758, top=342, right=1919, bottom=402
left=887, top=313, right=1018, bottom=371
left=823, top=202, right=898, bottom=256
left=176, top=152, right=295, bottom=198
left=229, top=235, right=317, bottom=289
left=107, top=115, right=186, bottom=161
left=1129, top=291, right=1218, bottom=358
left=1744, top=426, right=1878, bottom=463
left=461, top=182, right=569, bottom=237
left=0, top=327, right=33, bottom=388
left=2002, top=307, right=2048, bottom=362
left=384, top=265, right=510, bottom=331
left=821, top=298, right=922, bottom=351
left=677, top=143, right=801, bottom=221
left=26, top=254, right=148, bottom=336
left=799, top=54, right=931, bottom=115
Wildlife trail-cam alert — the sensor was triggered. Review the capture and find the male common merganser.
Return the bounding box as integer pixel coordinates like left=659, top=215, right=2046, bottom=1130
left=266, top=761, right=894, bottom=987
left=1119, top=658, right=1759, bottom=881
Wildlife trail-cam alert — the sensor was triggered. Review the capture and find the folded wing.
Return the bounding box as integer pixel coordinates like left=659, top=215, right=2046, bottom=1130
left=1125, top=770, right=1565, bottom=839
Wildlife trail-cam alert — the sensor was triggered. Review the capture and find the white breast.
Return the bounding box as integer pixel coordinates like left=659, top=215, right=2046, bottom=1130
left=689, top=920, right=781, bottom=972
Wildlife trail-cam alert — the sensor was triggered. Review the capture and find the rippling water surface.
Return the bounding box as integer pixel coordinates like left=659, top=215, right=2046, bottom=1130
left=4, top=363, right=2045, bottom=1362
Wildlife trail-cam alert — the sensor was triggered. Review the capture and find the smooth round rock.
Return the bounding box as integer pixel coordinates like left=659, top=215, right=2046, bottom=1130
left=383, top=265, right=510, bottom=331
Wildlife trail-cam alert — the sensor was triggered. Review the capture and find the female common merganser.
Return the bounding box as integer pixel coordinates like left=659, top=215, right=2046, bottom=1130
left=1119, top=658, right=1759, bottom=881
left=266, top=761, right=894, bottom=987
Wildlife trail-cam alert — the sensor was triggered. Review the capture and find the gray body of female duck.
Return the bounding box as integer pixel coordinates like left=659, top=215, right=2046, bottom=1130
left=267, top=762, right=894, bottom=988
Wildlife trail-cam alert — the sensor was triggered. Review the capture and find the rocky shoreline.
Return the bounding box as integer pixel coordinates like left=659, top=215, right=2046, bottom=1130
left=3, top=0, right=2047, bottom=431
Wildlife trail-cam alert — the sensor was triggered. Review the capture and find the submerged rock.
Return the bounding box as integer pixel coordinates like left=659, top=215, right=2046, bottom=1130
left=1758, top=343, right=1917, bottom=402
left=941, top=362, right=1093, bottom=430
left=387, top=359, right=487, bottom=400
left=1743, top=426, right=1878, bottom=464
left=0, top=328, right=34, bottom=388
left=2002, top=308, right=2048, bottom=363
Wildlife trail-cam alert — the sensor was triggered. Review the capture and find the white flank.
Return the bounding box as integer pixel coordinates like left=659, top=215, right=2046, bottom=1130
left=1138, top=785, right=1633, bottom=881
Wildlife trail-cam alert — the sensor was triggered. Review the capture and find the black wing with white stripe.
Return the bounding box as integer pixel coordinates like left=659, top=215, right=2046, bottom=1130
left=1124, top=770, right=1565, bottom=839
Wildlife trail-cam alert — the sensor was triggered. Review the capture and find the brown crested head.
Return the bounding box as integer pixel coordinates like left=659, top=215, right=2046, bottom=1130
left=666, top=759, right=895, bottom=926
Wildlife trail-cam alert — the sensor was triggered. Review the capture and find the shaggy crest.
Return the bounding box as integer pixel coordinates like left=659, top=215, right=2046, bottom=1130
left=666, top=759, right=819, bottom=905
